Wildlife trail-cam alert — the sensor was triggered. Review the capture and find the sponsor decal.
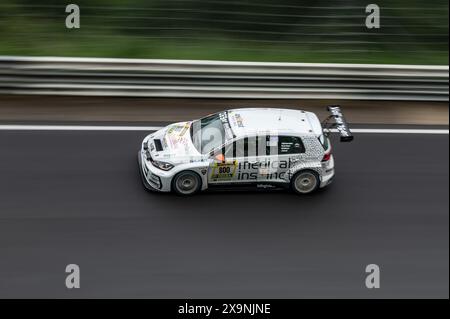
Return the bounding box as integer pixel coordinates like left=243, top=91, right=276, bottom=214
left=219, top=112, right=228, bottom=123
left=219, top=112, right=234, bottom=139
left=236, top=158, right=293, bottom=181
left=280, top=141, right=292, bottom=153
left=179, top=123, right=190, bottom=137
left=257, top=184, right=275, bottom=189
left=167, top=125, right=190, bottom=148
left=167, top=125, right=180, bottom=134
left=210, top=161, right=237, bottom=181
left=234, top=113, right=244, bottom=127
left=237, top=158, right=291, bottom=171
left=327, top=106, right=353, bottom=142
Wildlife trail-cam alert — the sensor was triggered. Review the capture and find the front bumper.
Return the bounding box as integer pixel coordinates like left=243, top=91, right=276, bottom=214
left=138, top=150, right=172, bottom=192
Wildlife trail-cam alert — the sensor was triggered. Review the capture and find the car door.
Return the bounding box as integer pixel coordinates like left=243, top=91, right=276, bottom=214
left=207, top=139, right=238, bottom=185
left=207, top=136, right=260, bottom=184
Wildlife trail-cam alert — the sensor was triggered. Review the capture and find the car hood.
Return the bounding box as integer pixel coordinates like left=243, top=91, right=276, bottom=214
left=148, top=121, right=203, bottom=164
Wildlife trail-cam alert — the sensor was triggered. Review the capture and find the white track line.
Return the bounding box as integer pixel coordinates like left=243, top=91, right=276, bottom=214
left=344, top=128, right=448, bottom=134
left=0, top=125, right=162, bottom=131
left=0, top=125, right=448, bottom=134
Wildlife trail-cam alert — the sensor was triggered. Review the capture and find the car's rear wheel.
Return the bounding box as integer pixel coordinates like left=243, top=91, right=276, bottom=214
left=291, top=170, right=319, bottom=194
left=172, top=171, right=202, bottom=196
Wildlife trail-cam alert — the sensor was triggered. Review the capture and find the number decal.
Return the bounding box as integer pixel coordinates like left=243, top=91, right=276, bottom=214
left=210, top=161, right=237, bottom=181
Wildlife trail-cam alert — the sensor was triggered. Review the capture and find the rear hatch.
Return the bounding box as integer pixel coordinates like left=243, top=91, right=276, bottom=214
left=305, top=111, right=325, bottom=136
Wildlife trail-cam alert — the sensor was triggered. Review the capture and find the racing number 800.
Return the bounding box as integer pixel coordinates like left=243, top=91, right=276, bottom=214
left=218, top=166, right=231, bottom=174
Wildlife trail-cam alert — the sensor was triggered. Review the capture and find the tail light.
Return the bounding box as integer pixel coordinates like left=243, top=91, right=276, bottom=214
left=322, top=151, right=332, bottom=162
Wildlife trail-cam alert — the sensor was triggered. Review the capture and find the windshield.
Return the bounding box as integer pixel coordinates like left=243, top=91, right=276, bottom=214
left=190, top=113, right=226, bottom=154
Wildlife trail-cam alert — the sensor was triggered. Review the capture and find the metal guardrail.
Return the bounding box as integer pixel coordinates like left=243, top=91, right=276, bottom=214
left=0, top=56, right=448, bottom=101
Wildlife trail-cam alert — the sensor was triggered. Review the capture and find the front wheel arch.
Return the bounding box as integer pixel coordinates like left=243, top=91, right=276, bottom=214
left=171, top=170, right=203, bottom=195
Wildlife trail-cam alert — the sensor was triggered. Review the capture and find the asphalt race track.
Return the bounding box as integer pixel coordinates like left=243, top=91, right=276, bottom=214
left=0, top=129, right=448, bottom=298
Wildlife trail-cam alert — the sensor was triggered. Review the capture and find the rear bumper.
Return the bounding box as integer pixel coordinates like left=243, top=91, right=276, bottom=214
left=319, top=155, right=335, bottom=188
left=320, top=169, right=334, bottom=188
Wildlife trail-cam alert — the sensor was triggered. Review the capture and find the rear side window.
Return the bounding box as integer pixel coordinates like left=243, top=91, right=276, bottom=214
left=318, top=135, right=330, bottom=151
left=226, top=135, right=306, bottom=157
left=279, top=136, right=305, bottom=154
left=266, top=136, right=305, bottom=155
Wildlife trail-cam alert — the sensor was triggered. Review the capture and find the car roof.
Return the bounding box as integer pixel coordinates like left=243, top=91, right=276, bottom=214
left=227, top=108, right=323, bottom=137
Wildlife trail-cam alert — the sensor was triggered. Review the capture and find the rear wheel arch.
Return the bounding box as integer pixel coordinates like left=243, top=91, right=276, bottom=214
left=290, top=169, right=320, bottom=194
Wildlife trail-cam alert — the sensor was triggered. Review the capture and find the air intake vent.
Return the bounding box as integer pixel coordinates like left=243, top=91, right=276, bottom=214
left=154, top=139, right=164, bottom=151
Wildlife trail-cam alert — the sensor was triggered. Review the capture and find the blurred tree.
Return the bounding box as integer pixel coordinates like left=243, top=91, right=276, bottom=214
left=0, top=0, right=447, bottom=63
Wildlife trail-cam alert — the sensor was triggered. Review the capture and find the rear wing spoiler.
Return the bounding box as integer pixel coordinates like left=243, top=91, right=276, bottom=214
left=322, top=105, right=354, bottom=142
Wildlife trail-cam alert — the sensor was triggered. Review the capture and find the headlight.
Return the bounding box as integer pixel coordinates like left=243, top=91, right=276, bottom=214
left=151, top=159, right=174, bottom=171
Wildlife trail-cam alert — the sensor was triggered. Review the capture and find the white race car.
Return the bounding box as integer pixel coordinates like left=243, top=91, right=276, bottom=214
left=138, top=106, right=353, bottom=195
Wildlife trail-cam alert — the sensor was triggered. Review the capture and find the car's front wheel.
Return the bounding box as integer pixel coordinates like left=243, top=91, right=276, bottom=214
left=291, top=170, right=320, bottom=194
left=172, top=171, right=202, bottom=196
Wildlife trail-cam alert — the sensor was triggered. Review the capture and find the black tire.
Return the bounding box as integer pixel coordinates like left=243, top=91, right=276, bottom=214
left=172, top=171, right=202, bottom=196
left=290, top=170, right=320, bottom=195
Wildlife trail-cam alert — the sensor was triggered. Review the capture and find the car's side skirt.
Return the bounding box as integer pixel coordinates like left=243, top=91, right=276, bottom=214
left=206, top=181, right=290, bottom=192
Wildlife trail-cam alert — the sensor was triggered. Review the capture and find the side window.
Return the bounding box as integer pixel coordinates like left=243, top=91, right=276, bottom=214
left=278, top=136, right=305, bottom=154
left=245, top=136, right=258, bottom=157
left=224, top=140, right=235, bottom=158
left=224, top=136, right=304, bottom=157
left=225, top=137, right=260, bottom=158
left=318, top=135, right=330, bottom=151
left=266, top=135, right=279, bottom=156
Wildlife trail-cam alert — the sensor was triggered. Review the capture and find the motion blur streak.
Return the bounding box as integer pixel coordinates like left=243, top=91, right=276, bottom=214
left=0, top=125, right=448, bottom=134
left=0, top=130, right=447, bottom=298
left=0, top=0, right=447, bottom=64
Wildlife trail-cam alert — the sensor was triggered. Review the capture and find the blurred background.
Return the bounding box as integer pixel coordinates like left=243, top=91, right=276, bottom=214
left=0, top=3, right=448, bottom=300
left=0, top=0, right=448, bottom=64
